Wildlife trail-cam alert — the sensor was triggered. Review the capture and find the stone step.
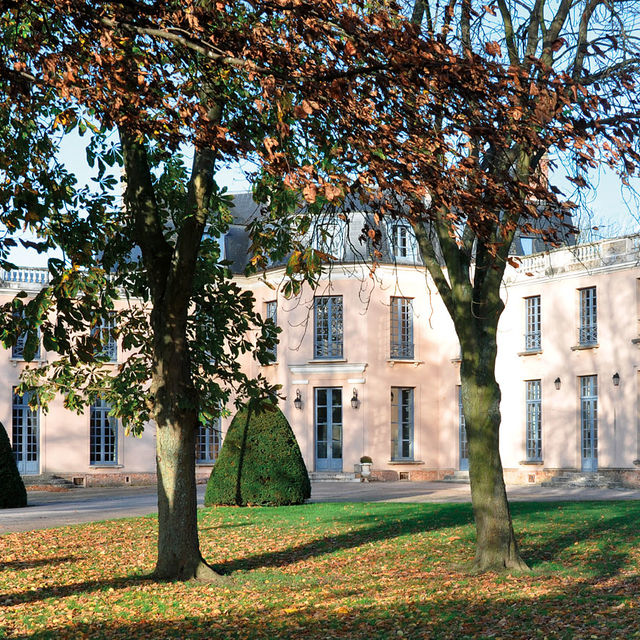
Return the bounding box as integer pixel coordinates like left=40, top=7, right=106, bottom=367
left=540, top=473, right=622, bottom=489
left=308, top=472, right=360, bottom=483
left=21, top=474, right=76, bottom=489
left=442, top=471, right=470, bottom=483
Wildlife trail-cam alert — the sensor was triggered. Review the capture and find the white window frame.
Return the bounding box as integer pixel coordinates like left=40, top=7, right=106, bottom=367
left=580, top=375, right=598, bottom=467
left=525, top=380, right=542, bottom=461
left=12, top=388, right=39, bottom=473
left=265, top=300, right=278, bottom=362
left=388, top=221, right=418, bottom=260
left=11, top=310, right=41, bottom=361
left=196, top=417, right=222, bottom=464
left=390, top=297, right=414, bottom=359
left=525, top=296, right=541, bottom=351
left=579, top=287, right=597, bottom=346
left=391, top=387, right=414, bottom=461
left=311, top=219, right=346, bottom=260
left=93, top=314, right=118, bottom=362
left=314, top=296, right=343, bottom=359
left=90, top=398, right=117, bottom=465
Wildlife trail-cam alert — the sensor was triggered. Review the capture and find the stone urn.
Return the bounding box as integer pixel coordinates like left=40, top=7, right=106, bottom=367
left=360, top=456, right=373, bottom=482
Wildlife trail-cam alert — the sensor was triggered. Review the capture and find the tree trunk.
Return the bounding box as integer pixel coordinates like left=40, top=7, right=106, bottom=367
left=119, top=126, right=221, bottom=582
left=460, top=336, right=528, bottom=572
left=150, top=314, right=221, bottom=582
left=153, top=408, right=219, bottom=581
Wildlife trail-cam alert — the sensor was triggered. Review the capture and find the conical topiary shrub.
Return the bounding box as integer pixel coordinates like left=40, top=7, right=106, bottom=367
left=205, top=404, right=310, bottom=506
left=0, top=421, right=27, bottom=508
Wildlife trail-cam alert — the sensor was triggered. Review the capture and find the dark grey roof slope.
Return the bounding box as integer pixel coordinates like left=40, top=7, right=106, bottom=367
left=224, top=192, right=575, bottom=273
left=224, top=193, right=424, bottom=274
left=229, top=192, right=263, bottom=225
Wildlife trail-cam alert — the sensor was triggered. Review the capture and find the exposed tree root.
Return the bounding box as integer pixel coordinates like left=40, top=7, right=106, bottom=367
left=153, top=557, right=230, bottom=583
left=473, top=550, right=530, bottom=574
left=193, top=560, right=230, bottom=584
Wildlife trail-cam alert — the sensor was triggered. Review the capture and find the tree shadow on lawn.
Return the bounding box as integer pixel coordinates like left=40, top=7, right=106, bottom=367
left=6, top=501, right=638, bottom=609
left=0, top=556, right=80, bottom=571
left=211, top=501, right=640, bottom=578
left=17, top=576, right=640, bottom=640
left=510, top=501, right=640, bottom=578
left=210, top=502, right=475, bottom=574
left=198, top=522, right=252, bottom=532
left=1, top=575, right=151, bottom=608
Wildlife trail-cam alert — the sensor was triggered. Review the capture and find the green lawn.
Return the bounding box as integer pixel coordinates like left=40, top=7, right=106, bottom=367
left=1, top=501, right=640, bottom=639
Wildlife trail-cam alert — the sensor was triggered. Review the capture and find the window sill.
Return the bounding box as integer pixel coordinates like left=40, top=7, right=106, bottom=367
left=262, top=361, right=279, bottom=366
left=10, top=358, right=46, bottom=364
left=519, top=460, right=544, bottom=466
left=196, top=463, right=215, bottom=467
left=89, top=464, right=123, bottom=469
left=388, top=460, right=425, bottom=465
left=571, top=343, right=599, bottom=351
left=387, top=359, right=423, bottom=367
left=518, top=349, right=542, bottom=357
left=309, top=358, right=347, bottom=363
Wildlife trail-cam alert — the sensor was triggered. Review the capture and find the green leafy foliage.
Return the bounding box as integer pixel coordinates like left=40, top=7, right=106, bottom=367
left=205, top=404, right=310, bottom=506
left=0, top=421, right=27, bottom=509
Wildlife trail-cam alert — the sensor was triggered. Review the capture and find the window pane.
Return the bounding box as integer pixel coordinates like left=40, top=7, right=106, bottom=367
left=525, top=380, right=542, bottom=460
left=389, top=223, right=417, bottom=260
left=580, top=375, right=598, bottom=462
left=90, top=399, right=117, bottom=465
left=93, top=315, right=117, bottom=362
left=196, top=418, right=222, bottom=464
left=525, top=296, right=541, bottom=351
left=390, top=297, right=414, bottom=359
left=579, top=288, right=597, bottom=345
left=390, top=387, right=414, bottom=460
left=314, top=297, right=343, bottom=358
left=265, top=301, right=277, bottom=361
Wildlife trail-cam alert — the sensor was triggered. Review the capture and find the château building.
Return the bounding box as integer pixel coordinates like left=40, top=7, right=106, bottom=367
left=3, top=194, right=640, bottom=487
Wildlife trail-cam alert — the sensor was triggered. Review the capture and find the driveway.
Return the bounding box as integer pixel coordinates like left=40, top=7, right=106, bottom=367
left=2, top=481, right=640, bottom=534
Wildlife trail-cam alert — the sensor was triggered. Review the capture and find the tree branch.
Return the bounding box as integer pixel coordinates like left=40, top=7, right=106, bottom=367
left=580, top=57, right=640, bottom=85
left=411, top=219, right=455, bottom=317
left=571, top=0, right=604, bottom=80
left=119, top=128, right=172, bottom=302
left=496, top=0, right=520, bottom=66
left=461, top=0, right=471, bottom=53
left=100, top=17, right=270, bottom=75
left=524, top=0, right=545, bottom=59
left=540, top=0, right=572, bottom=67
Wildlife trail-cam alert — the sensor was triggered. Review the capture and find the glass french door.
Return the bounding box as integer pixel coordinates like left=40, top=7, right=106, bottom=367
left=580, top=375, right=598, bottom=472
left=315, top=388, right=342, bottom=471
left=458, top=386, right=469, bottom=471
left=12, top=389, right=40, bottom=475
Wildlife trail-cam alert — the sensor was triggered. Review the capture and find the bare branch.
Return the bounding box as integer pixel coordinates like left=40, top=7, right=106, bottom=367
left=572, top=0, right=605, bottom=80
left=540, top=0, right=572, bottom=67
left=496, top=0, right=520, bottom=66
left=100, top=17, right=270, bottom=75
left=524, top=0, right=545, bottom=59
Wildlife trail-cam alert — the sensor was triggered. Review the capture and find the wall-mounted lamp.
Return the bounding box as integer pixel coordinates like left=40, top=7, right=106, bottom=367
left=554, top=377, right=561, bottom=391
left=613, top=372, right=620, bottom=387
left=351, top=388, right=360, bottom=409
left=293, top=389, right=302, bottom=410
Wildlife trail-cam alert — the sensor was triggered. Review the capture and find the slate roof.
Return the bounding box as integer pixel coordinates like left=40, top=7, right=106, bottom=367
left=224, top=192, right=575, bottom=274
